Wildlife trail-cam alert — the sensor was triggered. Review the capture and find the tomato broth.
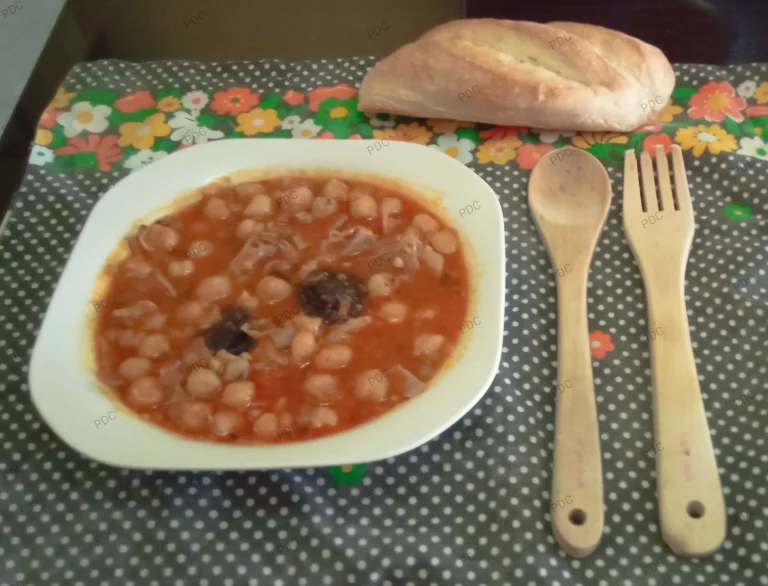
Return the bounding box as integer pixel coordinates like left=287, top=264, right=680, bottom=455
left=94, top=175, right=470, bottom=443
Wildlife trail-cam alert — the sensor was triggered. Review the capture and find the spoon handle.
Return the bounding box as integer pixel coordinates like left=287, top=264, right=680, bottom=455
left=551, top=271, right=604, bottom=558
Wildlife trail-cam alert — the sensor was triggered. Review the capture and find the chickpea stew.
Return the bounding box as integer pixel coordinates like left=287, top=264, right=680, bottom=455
left=93, top=175, right=470, bottom=443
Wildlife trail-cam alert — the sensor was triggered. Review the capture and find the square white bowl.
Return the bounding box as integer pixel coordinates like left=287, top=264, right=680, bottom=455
left=29, top=138, right=505, bottom=470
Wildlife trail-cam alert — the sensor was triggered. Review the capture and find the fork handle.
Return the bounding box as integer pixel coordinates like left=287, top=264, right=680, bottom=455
left=646, top=281, right=726, bottom=556
left=551, top=271, right=604, bottom=558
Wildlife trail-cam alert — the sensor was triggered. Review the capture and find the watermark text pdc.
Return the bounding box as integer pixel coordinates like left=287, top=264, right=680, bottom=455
left=549, top=33, right=572, bottom=49
left=641, top=326, right=664, bottom=341
left=1, top=0, right=23, bottom=19
left=459, top=201, right=481, bottom=219
left=550, top=148, right=574, bottom=165
left=458, top=85, right=480, bottom=102
left=460, top=317, right=481, bottom=333
left=367, top=21, right=389, bottom=39
left=641, top=95, right=665, bottom=113
left=93, top=296, right=116, bottom=312
left=556, top=380, right=572, bottom=394
left=367, top=139, right=390, bottom=155
left=551, top=495, right=573, bottom=510
left=641, top=211, right=663, bottom=228
left=183, top=11, right=205, bottom=28
left=643, top=442, right=663, bottom=458
left=94, top=411, right=117, bottom=429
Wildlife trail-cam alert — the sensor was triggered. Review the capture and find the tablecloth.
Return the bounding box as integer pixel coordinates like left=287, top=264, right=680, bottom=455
left=0, top=57, right=766, bottom=586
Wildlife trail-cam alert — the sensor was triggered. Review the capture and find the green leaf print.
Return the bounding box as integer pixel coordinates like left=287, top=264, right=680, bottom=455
left=724, top=116, right=741, bottom=136
left=671, top=86, right=697, bottom=103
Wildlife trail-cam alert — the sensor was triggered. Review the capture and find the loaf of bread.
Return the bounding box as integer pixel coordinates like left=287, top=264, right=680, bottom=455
left=358, top=19, right=675, bottom=132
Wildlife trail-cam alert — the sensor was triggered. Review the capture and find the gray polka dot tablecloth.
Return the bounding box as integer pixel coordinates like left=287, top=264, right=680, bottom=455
left=1, top=58, right=767, bottom=586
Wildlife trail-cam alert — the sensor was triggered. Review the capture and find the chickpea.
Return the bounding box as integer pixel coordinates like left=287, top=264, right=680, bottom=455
left=355, top=369, right=388, bottom=401
left=221, top=381, right=255, bottom=410
left=188, top=240, right=212, bottom=258
left=256, top=276, right=292, bottom=303
left=141, top=224, right=179, bottom=252
left=350, top=195, right=378, bottom=219
left=412, top=213, right=440, bottom=236
left=379, top=197, right=402, bottom=216
left=309, top=406, right=338, bottom=428
left=138, top=333, right=170, bottom=359
left=204, top=197, right=230, bottom=220
left=117, top=357, right=151, bottom=381
left=311, top=196, right=338, bottom=219
left=244, top=194, right=274, bottom=219
left=143, top=312, right=167, bottom=330
left=168, top=260, right=194, bottom=278
left=196, top=275, right=232, bottom=302
left=201, top=183, right=225, bottom=198
left=176, top=301, right=205, bottom=324
left=430, top=230, right=458, bottom=255
left=285, top=186, right=313, bottom=213
left=223, top=357, right=251, bottom=381
left=303, top=373, right=338, bottom=402
left=414, top=333, right=445, bottom=357
left=253, top=412, right=278, bottom=437
left=367, top=273, right=395, bottom=297
left=314, top=345, right=352, bottom=370
left=186, top=368, right=221, bottom=398
left=212, top=410, right=245, bottom=437
left=236, top=219, right=263, bottom=240
left=380, top=301, right=407, bottom=324
left=235, top=182, right=267, bottom=200
left=123, top=256, right=152, bottom=278
left=291, top=331, right=317, bottom=365
left=323, top=178, right=349, bottom=200
left=126, top=377, right=164, bottom=408
left=179, top=402, right=213, bottom=430
left=292, top=314, right=323, bottom=334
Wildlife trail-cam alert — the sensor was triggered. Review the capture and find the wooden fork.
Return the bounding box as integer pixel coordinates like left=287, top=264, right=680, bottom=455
left=623, top=145, right=726, bottom=557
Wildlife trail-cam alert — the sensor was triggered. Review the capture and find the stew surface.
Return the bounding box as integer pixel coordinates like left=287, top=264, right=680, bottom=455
left=94, top=175, right=470, bottom=443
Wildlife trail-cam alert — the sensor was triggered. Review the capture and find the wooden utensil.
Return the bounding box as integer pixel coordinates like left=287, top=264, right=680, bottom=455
left=623, top=145, right=726, bottom=557
left=528, top=147, right=612, bottom=558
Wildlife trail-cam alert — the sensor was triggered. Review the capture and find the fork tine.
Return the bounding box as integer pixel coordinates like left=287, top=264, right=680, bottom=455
left=639, top=151, right=658, bottom=213
left=671, top=145, right=693, bottom=214
left=655, top=146, right=675, bottom=212
left=623, top=150, right=644, bottom=215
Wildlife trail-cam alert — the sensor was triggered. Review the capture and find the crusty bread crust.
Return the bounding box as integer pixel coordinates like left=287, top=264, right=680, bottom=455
left=358, top=19, right=675, bottom=132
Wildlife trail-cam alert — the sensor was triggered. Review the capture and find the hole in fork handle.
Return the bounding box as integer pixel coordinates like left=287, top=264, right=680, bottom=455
left=569, top=508, right=587, bottom=526
left=687, top=500, right=706, bottom=519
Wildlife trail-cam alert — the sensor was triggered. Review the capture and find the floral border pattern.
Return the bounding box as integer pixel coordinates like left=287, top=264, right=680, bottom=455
left=33, top=81, right=768, bottom=173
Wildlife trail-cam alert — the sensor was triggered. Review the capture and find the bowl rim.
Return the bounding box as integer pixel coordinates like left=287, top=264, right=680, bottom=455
left=29, top=138, right=506, bottom=470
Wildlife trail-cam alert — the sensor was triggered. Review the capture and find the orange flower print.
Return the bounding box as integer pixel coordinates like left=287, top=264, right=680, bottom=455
left=476, top=136, right=523, bottom=165
left=156, top=96, right=181, bottom=113
left=236, top=108, right=281, bottom=136
left=516, top=143, right=554, bottom=169
left=372, top=123, right=433, bottom=145
left=642, top=133, right=673, bottom=156
left=589, top=330, right=614, bottom=360
left=50, top=87, right=75, bottom=109
left=284, top=90, right=305, bottom=106
left=308, top=84, right=357, bottom=112
left=688, top=82, right=746, bottom=123
left=115, top=90, right=155, bottom=113
left=39, top=106, right=62, bottom=129
left=211, top=87, right=261, bottom=116
left=57, top=135, right=122, bottom=171
left=479, top=126, right=527, bottom=141
left=426, top=119, right=475, bottom=134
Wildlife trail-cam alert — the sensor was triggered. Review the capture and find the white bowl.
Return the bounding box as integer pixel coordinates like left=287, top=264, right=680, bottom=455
left=29, top=139, right=505, bottom=470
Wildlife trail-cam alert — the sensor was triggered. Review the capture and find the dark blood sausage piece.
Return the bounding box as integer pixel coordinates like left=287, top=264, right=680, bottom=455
left=202, top=306, right=256, bottom=354
left=297, top=268, right=368, bottom=324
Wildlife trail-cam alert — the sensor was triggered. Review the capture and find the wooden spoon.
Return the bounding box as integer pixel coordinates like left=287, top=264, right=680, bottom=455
left=528, top=147, right=612, bottom=558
